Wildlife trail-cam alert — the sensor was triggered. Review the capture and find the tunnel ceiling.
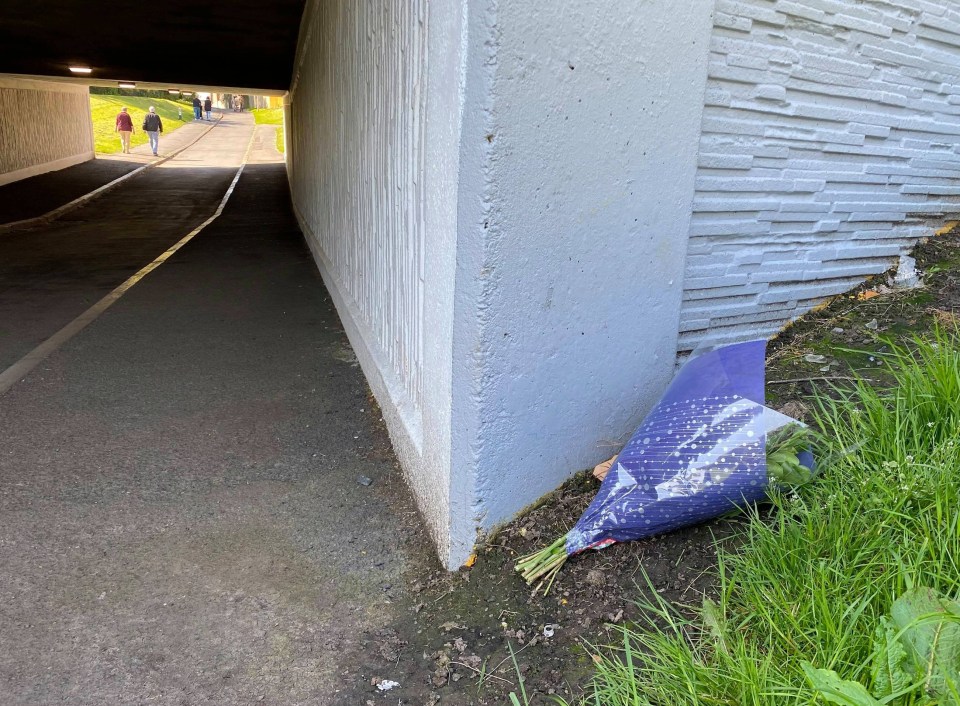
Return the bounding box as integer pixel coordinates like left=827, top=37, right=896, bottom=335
left=0, top=0, right=306, bottom=91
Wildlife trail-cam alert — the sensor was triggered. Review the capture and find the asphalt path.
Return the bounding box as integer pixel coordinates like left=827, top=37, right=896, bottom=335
left=0, top=113, right=250, bottom=372
left=0, top=113, right=225, bottom=227
left=0, top=113, right=433, bottom=704
left=0, top=159, right=140, bottom=225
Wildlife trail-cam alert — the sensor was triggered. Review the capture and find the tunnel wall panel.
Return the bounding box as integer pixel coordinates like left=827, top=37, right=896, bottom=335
left=0, top=78, right=93, bottom=186
left=450, top=0, right=715, bottom=551
left=679, top=0, right=960, bottom=352
left=287, top=1, right=466, bottom=563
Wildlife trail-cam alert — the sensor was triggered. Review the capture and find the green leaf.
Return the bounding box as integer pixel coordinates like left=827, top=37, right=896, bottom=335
left=701, top=597, right=727, bottom=654
left=889, top=588, right=960, bottom=702
left=802, top=662, right=882, bottom=706
left=870, top=617, right=911, bottom=701
left=766, top=423, right=814, bottom=485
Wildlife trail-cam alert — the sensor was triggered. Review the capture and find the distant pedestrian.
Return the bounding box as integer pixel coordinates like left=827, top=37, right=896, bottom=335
left=114, top=106, right=135, bottom=154
left=192, top=95, right=202, bottom=120
left=203, top=96, right=212, bottom=121
left=142, top=106, right=163, bottom=156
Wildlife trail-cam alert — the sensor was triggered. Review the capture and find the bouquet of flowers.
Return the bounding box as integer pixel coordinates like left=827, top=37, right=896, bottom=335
left=516, top=339, right=814, bottom=594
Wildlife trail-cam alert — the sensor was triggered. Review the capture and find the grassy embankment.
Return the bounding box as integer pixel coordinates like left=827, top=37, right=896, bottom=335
left=564, top=327, right=960, bottom=705
left=250, top=107, right=285, bottom=153
left=90, top=95, right=194, bottom=154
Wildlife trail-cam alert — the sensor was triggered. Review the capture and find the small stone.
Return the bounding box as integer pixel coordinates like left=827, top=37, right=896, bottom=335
left=358, top=476, right=373, bottom=487
left=585, top=569, right=605, bottom=586
left=832, top=327, right=844, bottom=334
left=865, top=319, right=879, bottom=330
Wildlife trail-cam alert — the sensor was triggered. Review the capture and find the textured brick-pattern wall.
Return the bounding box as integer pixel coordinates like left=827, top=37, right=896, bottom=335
left=679, top=0, right=960, bottom=351
left=0, top=85, right=92, bottom=177
left=288, top=1, right=426, bottom=411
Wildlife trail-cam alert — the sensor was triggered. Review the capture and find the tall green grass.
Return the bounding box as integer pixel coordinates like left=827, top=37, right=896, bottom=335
left=569, top=327, right=960, bottom=705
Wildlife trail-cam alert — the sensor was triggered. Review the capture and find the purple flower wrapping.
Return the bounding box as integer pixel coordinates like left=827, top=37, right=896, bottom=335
left=566, top=339, right=797, bottom=555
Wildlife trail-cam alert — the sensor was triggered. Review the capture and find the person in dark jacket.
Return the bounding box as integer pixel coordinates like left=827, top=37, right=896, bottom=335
left=192, top=95, right=201, bottom=120
left=142, top=106, right=163, bottom=156
left=115, top=106, right=135, bottom=153
left=203, top=96, right=212, bottom=121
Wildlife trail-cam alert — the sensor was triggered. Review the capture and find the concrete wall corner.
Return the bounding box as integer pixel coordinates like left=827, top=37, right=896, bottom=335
left=451, top=0, right=717, bottom=541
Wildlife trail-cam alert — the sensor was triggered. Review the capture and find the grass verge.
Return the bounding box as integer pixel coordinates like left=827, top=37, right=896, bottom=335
left=571, top=326, right=960, bottom=705
left=90, top=95, right=193, bottom=154
left=251, top=107, right=285, bottom=153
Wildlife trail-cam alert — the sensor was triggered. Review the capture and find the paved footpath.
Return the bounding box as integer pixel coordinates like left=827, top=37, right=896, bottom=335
left=0, top=112, right=251, bottom=371
left=0, top=110, right=433, bottom=704
left=0, top=112, right=227, bottom=226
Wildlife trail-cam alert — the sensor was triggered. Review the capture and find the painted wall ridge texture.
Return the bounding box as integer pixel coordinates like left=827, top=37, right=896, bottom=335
left=680, top=0, right=960, bottom=352
left=288, top=0, right=468, bottom=561
left=0, top=77, right=94, bottom=186
left=288, top=1, right=427, bottom=422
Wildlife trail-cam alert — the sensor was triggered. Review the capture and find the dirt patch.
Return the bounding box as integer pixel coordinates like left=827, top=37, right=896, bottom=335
left=340, top=475, right=744, bottom=705
left=333, top=228, right=960, bottom=705
left=764, top=226, right=960, bottom=412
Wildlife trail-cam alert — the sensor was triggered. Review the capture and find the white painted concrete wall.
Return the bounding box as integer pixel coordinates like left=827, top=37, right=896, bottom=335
left=0, top=77, right=93, bottom=186
left=292, top=0, right=960, bottom=566
left=286, top=0, right=466, bottom=562
left=288, top=0, right=717, bottom=566
left=679, top=0, right=960, bottom=351
left=452, top=0, right=716, bottom=550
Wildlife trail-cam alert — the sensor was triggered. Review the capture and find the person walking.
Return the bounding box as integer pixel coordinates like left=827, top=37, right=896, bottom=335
left=203, top=96, right=212, bottom=121
left=192, top=95, right=202, bottom=120
left=114, top=106, right=135, bottom=154
left=142, top=106, right=163, bottom=156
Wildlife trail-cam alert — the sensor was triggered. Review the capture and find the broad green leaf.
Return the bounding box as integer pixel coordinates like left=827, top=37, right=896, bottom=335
left=802, top=662, right=882, bottom=706
left=871, top=616, right=911, bottom=701
left=890, top=587, right=960, bottom=701
left=702, top=598, right=725, bottom=643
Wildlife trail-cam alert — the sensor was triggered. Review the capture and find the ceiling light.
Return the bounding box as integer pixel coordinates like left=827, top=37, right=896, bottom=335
left=181, top=91, right=192, bottom=96
left=168, top=89, right=180, bottom=95
left=68, top=66, right=92, bottom=74
left=118, top=81, right=136, bottom=89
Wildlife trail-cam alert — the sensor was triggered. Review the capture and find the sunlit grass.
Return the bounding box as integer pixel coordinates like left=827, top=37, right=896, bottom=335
left=90, top=95, right=193, bottom=154
left=565, top=327, right=960, bottom=705
left=251, top=107, right=285, bottom=153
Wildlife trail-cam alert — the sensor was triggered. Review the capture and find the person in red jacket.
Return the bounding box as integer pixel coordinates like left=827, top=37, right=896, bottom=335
left=115, top=107, right=135, bottom=154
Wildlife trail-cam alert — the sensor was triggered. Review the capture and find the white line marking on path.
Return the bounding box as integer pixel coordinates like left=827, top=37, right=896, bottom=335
left=0, top=115, right=224, bottom=234
left=0, top=125, right=256, bottom=397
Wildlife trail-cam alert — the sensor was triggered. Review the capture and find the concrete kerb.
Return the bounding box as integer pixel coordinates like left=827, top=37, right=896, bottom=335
left=0, top=114, right=224, bottom=234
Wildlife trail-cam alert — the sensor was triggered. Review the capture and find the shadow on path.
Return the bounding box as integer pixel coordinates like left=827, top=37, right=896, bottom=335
left=0, top=160, right=140, bottom=225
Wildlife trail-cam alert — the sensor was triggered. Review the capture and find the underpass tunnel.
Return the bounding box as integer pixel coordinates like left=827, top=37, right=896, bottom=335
left=0, top=0, right=299, bottom=187
left=0, top=5, right=436, bottom=699
left=0, top=2, right=721, bottom=571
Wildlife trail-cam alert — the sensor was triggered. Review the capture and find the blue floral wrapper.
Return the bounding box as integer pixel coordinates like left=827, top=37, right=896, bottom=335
left=566, top=339, right=808, bottom=555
